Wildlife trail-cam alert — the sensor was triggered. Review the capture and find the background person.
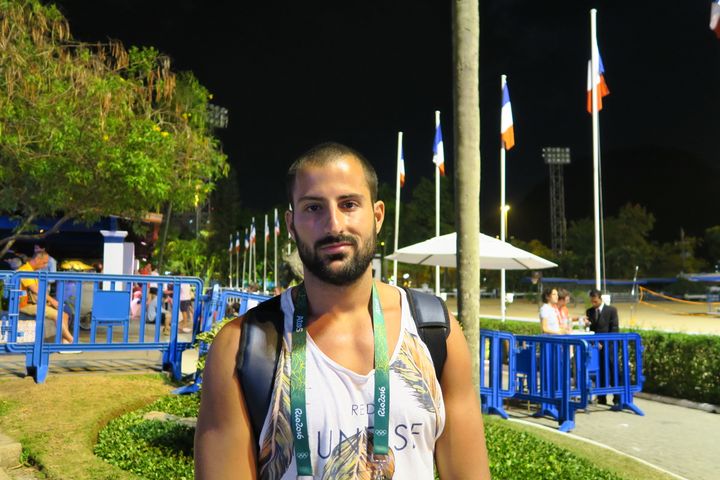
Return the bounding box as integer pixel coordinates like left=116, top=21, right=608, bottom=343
left=18, top=251, right=74, bottom=344
left=539, top=287, right=563, bottom=334
left=584, top=288, right=620, bottom=405
left=556, top=288, right=577, bottom=333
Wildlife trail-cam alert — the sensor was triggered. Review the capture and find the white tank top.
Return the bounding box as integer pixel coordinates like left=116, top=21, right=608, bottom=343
left=256, top=286, right=446, bottom=479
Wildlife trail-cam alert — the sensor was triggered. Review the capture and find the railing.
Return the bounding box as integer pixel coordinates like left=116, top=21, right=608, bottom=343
left=479, top=329, right=516, bottom=419
left=174, top=287, right=270, bottom=394
left=479, top=331, right=645, bottom=431
left=1, top=271, right=203, bottom=382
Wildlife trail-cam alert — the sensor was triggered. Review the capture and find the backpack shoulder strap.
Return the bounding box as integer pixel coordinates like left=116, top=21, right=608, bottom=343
left=236, top=294, right=284, bottom=444
left=402, top=287, right=451, bottom=381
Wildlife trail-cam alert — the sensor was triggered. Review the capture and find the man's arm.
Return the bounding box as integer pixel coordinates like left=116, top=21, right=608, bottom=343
left=23, top=279, right=59, bottom=308
left=195, top=318, right=258, bottom=479
left=434, top=314, right=491, bottom=479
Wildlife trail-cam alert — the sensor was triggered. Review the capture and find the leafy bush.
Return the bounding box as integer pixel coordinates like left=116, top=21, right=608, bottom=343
left=485, top=421, right=623, bottom=479
left=94, top=394, right=199, bottom=479
left=481, top=317, right=542, bottom=335
left=481, top=317, right=720, bottom=405
left=636, top=330, right=720, bottom=404
left=97, top=393, right=624, bottom=479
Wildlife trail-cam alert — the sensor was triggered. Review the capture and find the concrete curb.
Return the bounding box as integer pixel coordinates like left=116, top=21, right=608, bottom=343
left=635, top=392, right=720, bottom=414
left=0, top=433, right=21, bottom=470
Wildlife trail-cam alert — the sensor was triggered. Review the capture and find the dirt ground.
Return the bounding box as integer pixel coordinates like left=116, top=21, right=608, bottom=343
left=445, top=297, right=720, bottom=335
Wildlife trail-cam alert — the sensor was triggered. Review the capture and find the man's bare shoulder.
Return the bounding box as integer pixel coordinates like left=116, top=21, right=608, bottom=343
left=208, top=316, right=245, bottom=356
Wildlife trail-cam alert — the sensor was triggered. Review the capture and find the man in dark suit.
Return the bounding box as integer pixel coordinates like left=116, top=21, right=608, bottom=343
left=584, top=288, right=619, bottom=405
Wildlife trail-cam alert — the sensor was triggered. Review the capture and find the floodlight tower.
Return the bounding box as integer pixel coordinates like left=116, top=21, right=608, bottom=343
left=542, top=147, right=570, bottom=254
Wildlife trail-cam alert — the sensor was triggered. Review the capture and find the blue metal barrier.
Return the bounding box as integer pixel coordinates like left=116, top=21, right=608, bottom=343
left=583, top=333, right=645, bottom=415
left=0, top=271, right=203, bottom=383
left=173, top=288, right=271, bottom=394
left=479, top=329, right=515, bottom=418
left=478, top=332, right=644, bottom=431
left=514, top=335, right=592, bottom=432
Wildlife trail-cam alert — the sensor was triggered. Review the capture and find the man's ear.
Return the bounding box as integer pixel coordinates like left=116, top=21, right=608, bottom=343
left=374, top=200, right=385, bottom=233
left=285, top=209, right=295, bottom=241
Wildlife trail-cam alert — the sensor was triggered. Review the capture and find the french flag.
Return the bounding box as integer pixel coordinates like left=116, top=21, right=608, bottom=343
left=250, top=222, right=256, bottom=245
left=711, top=1, right=720, bottom=39
left=274, top=210, right=281, bottom=236
left=264, top=216, right=270, bottom=242
left=235, top=231, right=241, bottom=252
left=586, top=52, right=610, bottom=113
left=432, top=113, right=445, bottom=176
left=501, top=76, right=515, bottom=150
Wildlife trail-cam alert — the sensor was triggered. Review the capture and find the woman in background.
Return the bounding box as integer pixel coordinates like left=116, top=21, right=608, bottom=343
left=539, top=287, right=563, bottom=334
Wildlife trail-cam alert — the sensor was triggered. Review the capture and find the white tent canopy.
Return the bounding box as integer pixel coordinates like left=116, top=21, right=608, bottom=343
left=386, top=232, right=557, bottom=270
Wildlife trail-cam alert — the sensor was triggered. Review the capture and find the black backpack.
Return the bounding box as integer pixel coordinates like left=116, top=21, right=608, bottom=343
left=236, top=287, right=451, bottom=443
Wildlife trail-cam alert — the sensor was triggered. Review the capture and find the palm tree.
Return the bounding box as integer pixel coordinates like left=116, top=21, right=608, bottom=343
left=453, top=0, right=481, bottom=387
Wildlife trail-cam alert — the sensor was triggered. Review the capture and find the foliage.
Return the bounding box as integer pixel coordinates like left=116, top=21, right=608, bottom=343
left=0, top=0, right=228, bottom=255
left=194, top=316, right=233, bottom=376
left=651, top=234, right=707, bottom=275
left=401, top=176, right=455, bottom=246
left=481, top=318, right=720, bottom=405
left=95, top=391, right=625, bottom=480
left=94, top=394, right=200, bottom=480
left=484, top=421, right=623, bottom=479
left=704, top=225, right=720, bottom=268
left=481, top=317, right=542, bottom=335
left=161, top=234, right=209, bottom=277
left=637, top=330, right=720, bottom=404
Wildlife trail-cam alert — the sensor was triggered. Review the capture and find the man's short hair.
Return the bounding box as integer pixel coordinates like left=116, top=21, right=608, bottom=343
left=286, top=142, right=378, bottom=207
left=588, top=288, right=602, bottom=299
left=557, top=288, right=570, bottom=300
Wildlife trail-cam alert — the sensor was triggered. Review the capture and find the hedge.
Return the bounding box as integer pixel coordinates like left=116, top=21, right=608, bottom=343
left=480, top=318, right=720, bottom=405
left=97, top=394, right=622, bottom=479
left=95, top=394, right=198, bottom=479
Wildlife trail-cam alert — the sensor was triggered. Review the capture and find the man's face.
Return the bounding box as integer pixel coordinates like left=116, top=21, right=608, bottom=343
left=287, top=155, right=384, bottom=286
left=590, top=295, right=602, bottom=308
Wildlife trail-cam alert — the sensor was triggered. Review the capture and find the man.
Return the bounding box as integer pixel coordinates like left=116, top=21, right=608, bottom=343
left=33, top=244, right=57, bottom=272
left=17, top=251, right=74, bottom=344
left=584, top=288, right=619, bottom=405
left=195, top=143, right=491, bottom=479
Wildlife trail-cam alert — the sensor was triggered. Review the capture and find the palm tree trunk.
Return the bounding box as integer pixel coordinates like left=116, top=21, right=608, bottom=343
left=453, top=0, right=481, bottom=387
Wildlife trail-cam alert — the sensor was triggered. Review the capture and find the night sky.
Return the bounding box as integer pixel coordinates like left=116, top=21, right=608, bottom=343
left=51, top=0, right=720, bottom=244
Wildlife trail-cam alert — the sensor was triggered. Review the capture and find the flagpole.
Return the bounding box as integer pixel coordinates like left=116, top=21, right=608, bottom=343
left=241, top=228, right=247, bottom=290
left=235, top=231, right=240, bottom=289
left=263, top=214, right=268, bottom=293
left=591, top=8, right=602, bottom=291
left=228, top=233, right=233, bottom=287
left=287, top=203, right=292, bottom=256
left=274, top=208, right=278, bottom=292
left=393, top=132, right=403, bottom=286
left=250, top=217, right=255, bottom=286
left=434, top=110, right=441, bottom=297
left=500, top=76, right=507, bottom=323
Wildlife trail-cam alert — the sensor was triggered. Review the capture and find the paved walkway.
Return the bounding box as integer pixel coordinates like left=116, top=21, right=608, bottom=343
left=503, top=396, right=720, bottom=480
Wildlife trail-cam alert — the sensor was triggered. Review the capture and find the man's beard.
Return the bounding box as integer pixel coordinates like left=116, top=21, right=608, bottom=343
left=293, top=225, right=377, bottom=286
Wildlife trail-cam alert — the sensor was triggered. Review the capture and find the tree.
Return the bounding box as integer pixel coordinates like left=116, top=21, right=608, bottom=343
left=603, top=204, right=657, bottom=278
left=652, top=233, right=707, bottom=276
left=453, top=0, right=481, bottom=387
left=704, top=226, right=720, bottom=270
left=401, top=176, right=455, bottom=246
left=0, top=0, right=228, bottom=255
